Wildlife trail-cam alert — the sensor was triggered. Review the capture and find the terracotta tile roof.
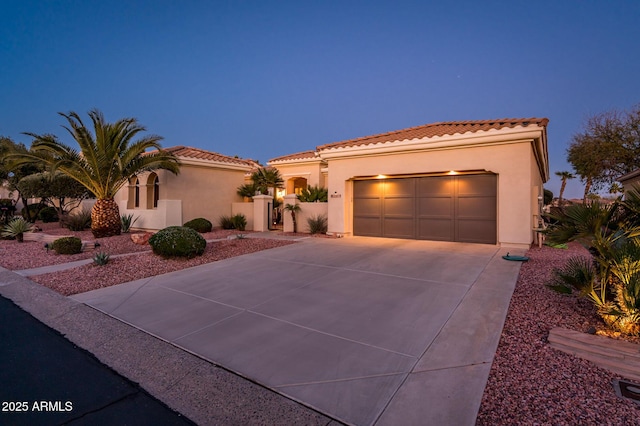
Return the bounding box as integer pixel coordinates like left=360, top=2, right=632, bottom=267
left=269, top=150, right=318, bottom=163
left=161, top=146, right=256, bottom=167
left=317, top=118, right=549, bottom=151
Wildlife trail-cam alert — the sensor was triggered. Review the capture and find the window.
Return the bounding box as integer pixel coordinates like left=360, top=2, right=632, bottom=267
left=147, top=173, right=159, bottom=209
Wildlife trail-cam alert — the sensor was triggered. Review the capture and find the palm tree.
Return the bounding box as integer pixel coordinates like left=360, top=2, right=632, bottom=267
left=8, top=109, right=180, bottom=237
left=251, top=167, right=284, bottom=207
left=555, top=171, right=574, bottom=206
left=284, top=203, right=302, bottom=233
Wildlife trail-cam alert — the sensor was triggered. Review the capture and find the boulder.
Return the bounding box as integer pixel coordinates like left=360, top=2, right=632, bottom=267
left=131, top=232, right=153, bottom=245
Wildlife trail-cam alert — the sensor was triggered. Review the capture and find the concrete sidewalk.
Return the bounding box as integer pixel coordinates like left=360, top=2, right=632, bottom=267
left=72, top=237, right=524, bottom=425
left=0, top=266, right=338, bottom=425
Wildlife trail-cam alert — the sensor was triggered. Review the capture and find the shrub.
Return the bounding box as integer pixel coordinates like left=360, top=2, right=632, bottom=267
left=219, top=215, right=235, bottom=230
left=1, top=217, right=34, bottom=242
left=21, top=203, right=45, bottom=222
left=121, top=213, right=138, bottom=233
left=62, top=209, right=92, bottom=231
left=297, top=186, right=328, bottom=203
left=183, top=217, right=213, bottom=233
left=307, top=214, right=328, bottom=234
left=231, top=214, right=247, bottom=231
left=51, top=236, right=83, bottom=255
left=148, top=226, right=206, bottom=258
left=93, top=251, right=110, bottom=266
left=38, top=206, right=59, bottom=223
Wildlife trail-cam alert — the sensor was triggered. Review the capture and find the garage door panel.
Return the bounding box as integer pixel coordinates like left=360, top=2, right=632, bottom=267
left=354, top=180, right=382, bottom=197
left=354, top=217, right=382, bottom=237
left=457, top=175, right=495, bottom=196
left=384, top=218, right=415, bottom=238
left=417, top=176, right=454, bottom=196
left=457, top=219, right=497, bottom=244
left=418, top=197, right=453, bottom=217
left=457, top=197, right=496, bottom=219
left=384, top=197, right=414, bottom=215
left=384, top=179, right=415, bottom=196
left=353, top=198, right=381, bottom=216
left=418, top=219, right=454, bottom=240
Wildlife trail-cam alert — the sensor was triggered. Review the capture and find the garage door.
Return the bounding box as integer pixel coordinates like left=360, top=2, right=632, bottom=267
left=353, top=174, right=497, bottom=244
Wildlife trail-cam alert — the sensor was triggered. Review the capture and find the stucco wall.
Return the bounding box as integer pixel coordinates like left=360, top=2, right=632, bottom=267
left=324, top=141, right=539, bottom=247
left=282, top=201, right=328, bottom=233
left=115, top=164, right=247, bottom=230
left=272, top=161, right=326, bottom=194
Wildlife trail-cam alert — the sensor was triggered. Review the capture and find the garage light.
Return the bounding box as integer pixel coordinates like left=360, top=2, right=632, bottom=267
left=447, top=170, right=459, bottom=175
left=376, top=174, right=387, bottom=179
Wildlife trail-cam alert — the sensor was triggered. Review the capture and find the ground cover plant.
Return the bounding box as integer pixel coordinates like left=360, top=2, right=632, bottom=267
left=51, top=236, right=82, bottom=255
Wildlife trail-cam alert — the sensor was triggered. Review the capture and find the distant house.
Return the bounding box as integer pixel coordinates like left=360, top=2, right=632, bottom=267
left=269, top=118, right=549, bottom=248
left=115, top=146, right=257, bottom=230
left=619, top=169, right=640, bottom=195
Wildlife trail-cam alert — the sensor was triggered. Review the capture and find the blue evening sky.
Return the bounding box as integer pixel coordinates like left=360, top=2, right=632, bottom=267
left=2, top=1, right=639, bottom=199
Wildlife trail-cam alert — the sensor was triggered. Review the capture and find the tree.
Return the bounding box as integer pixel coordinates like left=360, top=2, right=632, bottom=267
left=284, top=203, right=302, bottom=233
left=16, top=172, right=92, bottom=220
left=237, top=182, right=258, bottom=200
left=567, top=105, right=640, bottom=203
left=7, top=109, right=181, bottom=237
left=251, top=167, right=284, bottom=201
left=297, top=185, right=328, bottom=202
left=0, top=137, right=45, bottom=221
left=555, top=171, right=574, bottom=206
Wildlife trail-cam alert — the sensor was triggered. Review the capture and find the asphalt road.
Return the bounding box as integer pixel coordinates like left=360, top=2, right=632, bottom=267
left=0, top=295, right=195, bottom=426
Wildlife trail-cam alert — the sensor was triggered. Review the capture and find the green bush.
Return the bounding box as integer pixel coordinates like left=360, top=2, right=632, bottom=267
left=62, top=209, right=92, bottom=231
left=183, top=217, right=213, bottom=233
left=38, top=206, right=59, bottom=223
left=148, top=226, right=206, bottom=258
left=219, top=215, right=235, bottom=230
left=231, top=214, right=247, bottom=231
left=307, top=214, right=328, bottom=234
left=52, top=236, right=83, bottom=255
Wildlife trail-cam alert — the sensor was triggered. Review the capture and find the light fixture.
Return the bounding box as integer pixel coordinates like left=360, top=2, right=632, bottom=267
left=376, top=174, right=387, bottom=179
left=447, top=170, right=459, bottom=175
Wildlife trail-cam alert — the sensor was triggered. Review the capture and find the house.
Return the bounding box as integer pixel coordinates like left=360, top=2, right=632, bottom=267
left=269, top=118, right=549, bottom=248
left=619, top=169, right=640, bottom=195
left=115, top=146, right=257, bottom=230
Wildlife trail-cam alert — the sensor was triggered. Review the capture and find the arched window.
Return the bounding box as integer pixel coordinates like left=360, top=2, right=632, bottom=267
left=146, top=173, right=159, bottom=209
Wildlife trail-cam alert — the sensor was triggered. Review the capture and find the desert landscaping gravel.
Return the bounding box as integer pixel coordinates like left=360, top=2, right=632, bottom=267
left=476, top=243, right=640, bottom=425
left=2, top=222, right=639, bottom=423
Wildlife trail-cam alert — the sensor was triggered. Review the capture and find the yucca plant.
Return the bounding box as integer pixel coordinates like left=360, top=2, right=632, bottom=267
left=121, top=213, right=138, bottom=233
left=231, top=214, right=247, bottom=231
left=93, top=251, right=110, bottom=266
left=1, top=217, right=34, bottom=242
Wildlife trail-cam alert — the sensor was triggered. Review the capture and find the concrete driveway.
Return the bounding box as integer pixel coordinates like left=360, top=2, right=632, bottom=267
left=72, top=237, right=523, bottom=425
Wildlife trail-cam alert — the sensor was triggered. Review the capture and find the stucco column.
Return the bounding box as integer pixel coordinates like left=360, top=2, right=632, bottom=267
left=283, top=194, right=298, bottom=233
left=252, top=195, right=271, bottom=232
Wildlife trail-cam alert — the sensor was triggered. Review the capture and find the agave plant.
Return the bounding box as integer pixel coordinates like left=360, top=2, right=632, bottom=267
left=1, top=217, right=34, bottom=242
left=92, top=251, right=110, bottom=266
left=121, top=213, right=138, bottom=233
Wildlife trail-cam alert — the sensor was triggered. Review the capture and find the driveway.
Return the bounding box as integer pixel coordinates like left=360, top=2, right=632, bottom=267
left=72, top=237, right=523, bottom=425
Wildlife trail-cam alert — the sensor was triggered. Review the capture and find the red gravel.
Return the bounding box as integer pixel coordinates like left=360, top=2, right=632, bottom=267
left=476, top=243, right=640, bottom=425
left=30, top=238, right=295, bottom=296
left=0, top=221, right=251, bottom=271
